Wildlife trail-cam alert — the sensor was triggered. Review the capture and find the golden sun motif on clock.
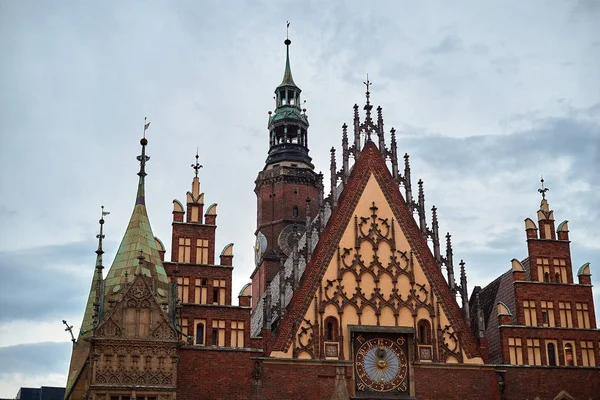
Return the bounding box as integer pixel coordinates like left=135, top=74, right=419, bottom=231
left=355, top=337, right=409, bottom=393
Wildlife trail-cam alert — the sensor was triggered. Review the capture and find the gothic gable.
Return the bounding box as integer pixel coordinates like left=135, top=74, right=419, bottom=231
left=95, top=274, right=177, bottom=341
left=90, top=274, right=179, bottom=391
left=270, top=141, right=481, bottom=362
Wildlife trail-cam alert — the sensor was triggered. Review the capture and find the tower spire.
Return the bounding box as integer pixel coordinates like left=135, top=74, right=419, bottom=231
left=265, top=25, right=312, bottom=168
left=280, top=22, right=296, bottom=87
left=136, top=118, right=151, bottom=205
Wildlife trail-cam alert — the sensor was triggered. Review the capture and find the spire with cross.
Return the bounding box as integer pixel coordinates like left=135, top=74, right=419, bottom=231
left=538, top=176, right=549, bottom=200
left=191, top=148, right=203, bottom=178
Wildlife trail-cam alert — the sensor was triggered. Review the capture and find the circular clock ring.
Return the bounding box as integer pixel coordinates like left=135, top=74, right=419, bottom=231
left=355, top=338, right=408, bottom=392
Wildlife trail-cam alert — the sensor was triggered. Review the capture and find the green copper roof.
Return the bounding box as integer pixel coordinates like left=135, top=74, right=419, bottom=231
left=79, top=261, right=101, bottom=337
left=269, top=106, right=309, bottom=126
left=103, top=203, right=170, bottom=303
left=103, top=138, right=169, bottom=306
left=278, top=41, right=297, bottom=88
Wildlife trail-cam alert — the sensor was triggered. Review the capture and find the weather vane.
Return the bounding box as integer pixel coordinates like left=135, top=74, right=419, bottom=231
left=538, top=176, right=549, bottom=200
left=286, top=21, right=290, bottom=40
left=191, top=148, right=203, bottom=178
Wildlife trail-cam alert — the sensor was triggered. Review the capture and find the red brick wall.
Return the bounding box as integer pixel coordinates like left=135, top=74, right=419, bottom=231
left=171, top=222, right=217, bottom=265
left=502, top=365, right=600, bottom=400
left=500, top=325, right=600, bottom=367
left=165, top=262, right=233, bottom=306
left=514, top=281, right=596, bottom=329
left=176, top=351, right=600, bottom=400
left=526, top=238, right=573, bottom=284
left=414, top=364, right=500, bottom=400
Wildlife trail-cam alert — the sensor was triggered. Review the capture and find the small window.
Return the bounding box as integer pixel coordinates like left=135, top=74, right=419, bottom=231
left=417, top=319, right=432, bottom=344
left=542, top=311, right=549, bottom=325
left=195, top=323, right=204, bottom=345
left=555, top=273, right=561, bottom=283
left=213, top=288, right=219, bottom=303
left=547, top=343, right=556, bottom=366
left=292, top=206, right=299, bottom=218
left=544, top=272, right=550, bottom=282
left=212, top=328, right=218, bottom=345
left=565, top=343, right=574, bottom=366
left=324, top=316, right=338, bottom=341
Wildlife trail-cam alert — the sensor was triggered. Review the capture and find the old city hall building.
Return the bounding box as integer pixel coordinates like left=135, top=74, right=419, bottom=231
left=65, top=36, right=599, bottom=400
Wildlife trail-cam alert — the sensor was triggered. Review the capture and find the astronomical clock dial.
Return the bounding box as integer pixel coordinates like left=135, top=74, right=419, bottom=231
left=254, top=231, right=267, bottom=267
left=354, top=335, right=409, bottom=396
left=277, top=224, right=306, bottom=256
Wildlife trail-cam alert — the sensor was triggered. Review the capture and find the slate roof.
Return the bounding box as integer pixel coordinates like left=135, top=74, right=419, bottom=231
left=470, top=267, right=517, bottom=363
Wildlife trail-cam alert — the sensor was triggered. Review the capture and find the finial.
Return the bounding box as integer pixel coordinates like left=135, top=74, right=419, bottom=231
left=62, top=320, right=76, bottom=346
left=364, top=74, right=371, bottom=105
left=538, top=176, right=549, bottom=200
left=285, top=21, right=291, bottom=44
left=136, top=249, right=145, bottom=276
left=96, top=206, right=109, bottom=255
left=363, top=74, right=373, bottom=123
left=136, top=118, right=151, bottom=205
left=191, top=148, right=203, bottom=178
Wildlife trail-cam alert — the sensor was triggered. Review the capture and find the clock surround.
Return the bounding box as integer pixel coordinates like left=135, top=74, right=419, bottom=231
left=350, top=326, right=415, bottom=399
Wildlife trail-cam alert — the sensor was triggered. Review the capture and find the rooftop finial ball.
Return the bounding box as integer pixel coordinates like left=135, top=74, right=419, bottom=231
left=284, top=39, right=291, bottom=46
left=141, top=138, right=148, bottom=145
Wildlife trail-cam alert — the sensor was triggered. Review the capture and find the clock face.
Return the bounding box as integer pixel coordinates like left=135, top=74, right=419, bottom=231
left=277, top=224, right=306, bottom=256
left=254, top=232, right=267, bottom=267
left=354, top=335, right=409, bottom=394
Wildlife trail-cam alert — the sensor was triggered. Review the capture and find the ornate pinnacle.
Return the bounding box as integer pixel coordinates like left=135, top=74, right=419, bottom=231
left=377, top=106, right=385, bottom=154
left=330, top=147, right=337, bottom=207
left=191, top=149, right=203, bottom=178
left=390, top=128, right=398, bottom=180
left=431, top=206, right=441, bottom=267
left=404, top=153, right=413, bottom=211
left=418, top=180, right=426, bottom=235
left=446, top=233, right=456, bottom=292
left=459, top=260, right=470, bottom=320
left=353, top=104, right=361, bottom=157
left=341, top=123, right=349, bottom=180
left=538, top=176, right=549, bottom=200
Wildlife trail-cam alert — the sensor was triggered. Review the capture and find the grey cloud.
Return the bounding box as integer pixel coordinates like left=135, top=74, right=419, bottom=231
left=402, top=110, right=600, bottom=184
left=426, top=34, right=464, bottom=54
left=0, top=342, right=70, bottom=375
left=0, top=240, right=115, bottom=322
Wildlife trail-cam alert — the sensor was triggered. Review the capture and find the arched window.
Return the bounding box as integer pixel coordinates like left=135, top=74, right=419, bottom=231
left=417, top=319, right=431, bottom=345
left=195, top=323, right=204, bottom=345
left=324, top=316, right=338, bottom=341
left=564, top=343, right=574, bottom=366
left=547, top=343, right=556, bottom=366
left=292, top=206, right=299, bottom=218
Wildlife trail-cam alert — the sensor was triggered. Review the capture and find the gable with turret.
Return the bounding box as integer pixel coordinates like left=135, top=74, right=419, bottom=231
left=270, top=141, right=482, bottom=368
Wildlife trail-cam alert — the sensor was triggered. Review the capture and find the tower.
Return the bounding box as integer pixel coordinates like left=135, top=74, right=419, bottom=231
left=251, top=34, right=322, bottom=309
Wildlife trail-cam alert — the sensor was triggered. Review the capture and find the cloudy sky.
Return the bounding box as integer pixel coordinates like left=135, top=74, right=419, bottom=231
left=0, top=0, right=598, bottom=395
